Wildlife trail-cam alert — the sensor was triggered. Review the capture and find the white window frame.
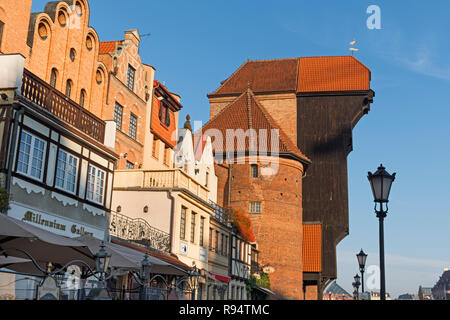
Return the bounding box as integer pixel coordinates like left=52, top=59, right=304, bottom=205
left=55, top=148, right=79, bottom=195
left=86, top=164, right=105, bottom=205
left=250, top=201, right=261, bottom=214
left=16, top=130, right=47, bottom=182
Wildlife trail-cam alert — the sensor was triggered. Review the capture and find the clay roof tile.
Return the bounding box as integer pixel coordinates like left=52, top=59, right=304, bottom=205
left=303, top=224, right=322, bottom=273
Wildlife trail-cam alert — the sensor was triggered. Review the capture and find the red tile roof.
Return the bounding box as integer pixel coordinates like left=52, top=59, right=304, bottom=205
left=99, top=41, right=121, bottom=54
left=303, top=224, right=322, bottom=273
left=211, top=58, right=299, bottom=96
left=199, top=89, right=310, bottom=163
left=298, top=56, right=370, bottom=93
left=209, top=56, right=371, bottom=96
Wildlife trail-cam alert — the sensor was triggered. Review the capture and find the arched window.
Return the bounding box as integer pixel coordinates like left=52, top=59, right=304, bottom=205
left=50, top=68, right=58, bottom=88
left=80, top=89, right=86, bottom=108
left=65, top=79, right=73, bottom=98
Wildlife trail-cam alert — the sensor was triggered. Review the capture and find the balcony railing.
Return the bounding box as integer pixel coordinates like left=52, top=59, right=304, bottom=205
left=114, top=169, right=210, bottom=202
left=20, top=69, right=106, bottom=143
left=109, top=211, right=171, bottom=253
left=209, top=201, right=232, bottom=227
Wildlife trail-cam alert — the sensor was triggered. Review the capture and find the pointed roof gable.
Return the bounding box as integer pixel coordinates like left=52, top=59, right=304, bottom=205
left=209, top=58, right=299, bottom=96
left=200, top=89, right=310, bottom=164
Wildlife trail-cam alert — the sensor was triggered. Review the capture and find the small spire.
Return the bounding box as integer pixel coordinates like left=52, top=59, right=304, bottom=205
left=184, top=114, right=192, bottom=131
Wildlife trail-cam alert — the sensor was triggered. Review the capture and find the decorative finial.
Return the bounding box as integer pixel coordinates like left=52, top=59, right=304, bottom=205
left=184, top=114, right=192, bottom=132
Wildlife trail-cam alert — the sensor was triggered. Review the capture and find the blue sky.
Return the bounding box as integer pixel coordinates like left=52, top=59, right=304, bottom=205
left=31, top=0, right=450, bottom=298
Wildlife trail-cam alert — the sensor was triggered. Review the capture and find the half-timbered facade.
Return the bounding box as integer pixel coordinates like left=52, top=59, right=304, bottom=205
left=229, top=230, right=258, bottom=300
left=0, top=54, right=117, bottom=240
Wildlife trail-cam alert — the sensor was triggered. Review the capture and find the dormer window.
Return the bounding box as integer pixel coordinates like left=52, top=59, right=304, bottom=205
left=159, top=100, right=171, bottom=127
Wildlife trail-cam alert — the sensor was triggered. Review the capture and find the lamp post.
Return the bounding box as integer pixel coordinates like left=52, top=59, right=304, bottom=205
left=94, top=241, right=111, bottom=282
left=139, top=253, right=152, bottom=300
left=368, top=164, right=396, bottom=301
left=353, top=274, right=361, bottom=300
left=356, top=249, right=368, bottom=293
left=190, top=265, right=201, bottom=300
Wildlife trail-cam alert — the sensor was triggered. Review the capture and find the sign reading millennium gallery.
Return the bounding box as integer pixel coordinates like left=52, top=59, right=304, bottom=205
left=8, top=203, right=105, bottom=239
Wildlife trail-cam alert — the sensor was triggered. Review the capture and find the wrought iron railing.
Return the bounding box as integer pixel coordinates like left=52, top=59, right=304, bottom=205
left=109, top=211, right=170, bottom=253
left=209, top=201, right=232, bottom=227
left=20, top=69, right=106, bottom=143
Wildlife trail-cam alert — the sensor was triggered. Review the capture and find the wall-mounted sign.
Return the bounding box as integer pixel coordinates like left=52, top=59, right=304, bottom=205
left=8, top=202, right=105, bottom=239
left=199, top=248, right=207, bottom=262
left=180, top=242, right=188, bottom=256
left=263, top=266, right=275, bottom=274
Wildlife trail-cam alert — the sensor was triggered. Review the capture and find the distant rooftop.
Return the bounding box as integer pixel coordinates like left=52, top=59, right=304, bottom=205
left=324, top=281, right=351, bottom=296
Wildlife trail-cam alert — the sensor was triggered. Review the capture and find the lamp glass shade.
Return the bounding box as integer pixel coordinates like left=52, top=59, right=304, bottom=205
left=368, top=165, right=396, bottom=203
left=354, top=274, right=361, bottom=284
left=94, top=241, right=111, bottom=274
left=357, top=250, right=368, bottom=269
left=191, top=266, right=200, bottom=288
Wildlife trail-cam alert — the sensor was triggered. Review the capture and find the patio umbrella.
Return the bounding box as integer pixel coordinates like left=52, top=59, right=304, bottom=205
left=0, top=256, right=31, bottom=269
left=0, top=214, right=96, bottom=275
left=74, top=235, right=187, bottom=276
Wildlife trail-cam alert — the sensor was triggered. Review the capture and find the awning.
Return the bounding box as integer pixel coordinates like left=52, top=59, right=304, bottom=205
left=111, top=238, right=191, bottom=274
left=0, top=256, right=31, bottom=269
left=75, top=236, right=187, bottom=276
left=254, top=286, right=276, bottom=296
left=209, top=271, right=230, bottom=283
left=0, top=214, right=95, bottom=274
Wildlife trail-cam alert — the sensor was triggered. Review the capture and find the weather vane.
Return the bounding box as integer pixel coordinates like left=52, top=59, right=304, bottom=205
left=349, top=39, right=359, bottom=56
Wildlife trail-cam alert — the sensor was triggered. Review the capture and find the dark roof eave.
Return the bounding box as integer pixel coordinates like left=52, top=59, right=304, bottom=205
left=213, top=151, right=311, bottom=171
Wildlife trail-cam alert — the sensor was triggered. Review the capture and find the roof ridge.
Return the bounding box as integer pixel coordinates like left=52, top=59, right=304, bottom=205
left=299, top=55, right=371, bottom=71
left=197, top=91, right=248, bottom=133
left=247, top=91, right=310, bottom=162
left=246, top=57, right=300, bottom=63
left=247, top=83, right=252, bottom=129
left=210, top=60, right=250, bottom=95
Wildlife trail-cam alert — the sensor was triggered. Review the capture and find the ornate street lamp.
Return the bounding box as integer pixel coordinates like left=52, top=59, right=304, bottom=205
left=139, top=253, right=153, bottom=300
left=140, top=253, right=152, bottom=282
left=94, top=241, right=111, bottom=281
left=368, top=164, right=396, bottom=301
left=353, top=274, right=361, bottom=300
left=356, top=249, right=368, bottom=293
left=190, top=264, right=201, bottom=300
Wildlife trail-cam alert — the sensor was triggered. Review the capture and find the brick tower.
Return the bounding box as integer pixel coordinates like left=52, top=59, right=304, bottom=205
left=208, top=56, right=374, bottom=297
left=200, top=88, right=310, bottom=299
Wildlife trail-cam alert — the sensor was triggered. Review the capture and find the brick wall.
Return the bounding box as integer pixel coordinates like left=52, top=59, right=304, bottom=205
left=1, top=0, right=157, bottom=171
left=215, top=156, right=305, bottom=299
